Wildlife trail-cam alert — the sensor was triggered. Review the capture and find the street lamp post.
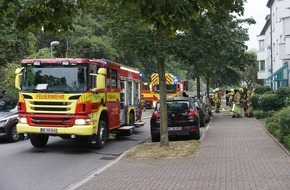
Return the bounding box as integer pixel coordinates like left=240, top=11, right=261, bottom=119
left=50, top=41, right=60, bottom=58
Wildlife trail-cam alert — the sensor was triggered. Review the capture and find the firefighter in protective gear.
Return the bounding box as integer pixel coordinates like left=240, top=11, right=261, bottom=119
left=212, top=89, right=216, bottom=102
left=242, top=86, right=250, bottom=116
left=228, top=88, right=235, bottom=107
left=232, top=88, right=243, bottom=117
left=214, top=88, right=221, bottom=113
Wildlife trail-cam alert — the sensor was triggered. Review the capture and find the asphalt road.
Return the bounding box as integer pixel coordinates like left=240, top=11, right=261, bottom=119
left=0, top=113, right=151, bottom=190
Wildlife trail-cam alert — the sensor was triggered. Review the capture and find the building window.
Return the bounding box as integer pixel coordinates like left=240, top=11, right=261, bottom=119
left=260, top=60, right=265, bottom=71
left=259, top=40, right=265, bottom=51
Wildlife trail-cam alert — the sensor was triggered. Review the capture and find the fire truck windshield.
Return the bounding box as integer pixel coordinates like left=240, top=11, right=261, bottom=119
left=21, top=64, right=88, bottom=93
left=155, top=84, right=176, bottom=93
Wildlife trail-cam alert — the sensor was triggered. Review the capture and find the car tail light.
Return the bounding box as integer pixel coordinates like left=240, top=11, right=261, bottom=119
left=151, top=110, right=160, bottom=119
left=188, top=109, right=198, bottom=119
left=190, top=127, right=197, bottom=132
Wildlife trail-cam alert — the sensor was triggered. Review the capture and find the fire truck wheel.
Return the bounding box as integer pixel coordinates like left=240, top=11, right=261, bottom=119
left=30, top=134, right=49, bottom=147
left=129, top=112, right=135, bottom=126
left=92, top=119, right=107, bottom=149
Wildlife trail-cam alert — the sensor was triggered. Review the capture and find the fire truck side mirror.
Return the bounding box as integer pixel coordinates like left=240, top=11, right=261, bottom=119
left=15, top=68, right=24, bottom=90
left=93, top=68, right=107, bottom=91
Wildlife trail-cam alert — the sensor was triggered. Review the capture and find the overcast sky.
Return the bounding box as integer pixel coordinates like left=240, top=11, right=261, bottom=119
left=243, top=0, right=269, bottom=50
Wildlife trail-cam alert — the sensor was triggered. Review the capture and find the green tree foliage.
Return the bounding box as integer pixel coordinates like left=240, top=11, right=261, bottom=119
left=0, top=0, right=88, bottom=34
left=0, top=62, right=20, bottom=99
left=172, top=1, right=255, bottom=95
left=240, top=51, right=259, bottom=88
left=0, top=14, right=29, bottom=65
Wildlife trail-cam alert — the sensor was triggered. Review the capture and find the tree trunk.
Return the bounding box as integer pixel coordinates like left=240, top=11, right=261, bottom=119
left=156, top=25, right=169, bottom=147
left=196, top=76, right=200, bottom=99
left=206, top=75, right=210, bottom=98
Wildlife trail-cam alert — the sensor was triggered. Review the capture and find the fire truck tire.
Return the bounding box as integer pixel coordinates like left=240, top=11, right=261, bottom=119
left=30, top=134, right=49, bottom=147
left=92, top=119, right=107, bottom=149
left=129, top=112, right=135, bottom=126
left=127, top=112, right=135, bottom=135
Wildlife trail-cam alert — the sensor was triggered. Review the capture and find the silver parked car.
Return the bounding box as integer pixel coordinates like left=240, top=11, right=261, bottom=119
left=0, top=99, right=25, bottom=142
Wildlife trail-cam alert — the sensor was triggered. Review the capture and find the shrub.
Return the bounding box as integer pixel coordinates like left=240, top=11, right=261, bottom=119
left=250, top=95, right=260, bottom=110
left=254, top=86, right=273, bottom=95
left=259, top=94, right=283, bottom=111
left=275, top=87, right=290, bottom=107
left=266, top=122, right=280, bottom=135
left=253, top=110, right=267, bottom=119
left=276, top=87, right=290, bottom=99
left=284, top=136, right=290, bottom=151
left=277, top=107, right=290, bottom=141
left=285, top=96, right=290, bottom=106
left=253, top=109, right=275, bottom=119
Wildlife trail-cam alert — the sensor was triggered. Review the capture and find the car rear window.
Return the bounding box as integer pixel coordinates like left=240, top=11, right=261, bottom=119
left=168, top=101, right=190, bottom=110
left=156, top=101, right=190, bottom=111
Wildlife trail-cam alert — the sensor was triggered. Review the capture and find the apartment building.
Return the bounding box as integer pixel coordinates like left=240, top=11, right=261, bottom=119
left=257, top=0, right=290, bottom=90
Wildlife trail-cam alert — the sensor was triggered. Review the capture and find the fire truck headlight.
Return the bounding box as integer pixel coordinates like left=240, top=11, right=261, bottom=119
left=75, top=119, right=91, bottom=125
left=19, top=117, right=27, bottom=124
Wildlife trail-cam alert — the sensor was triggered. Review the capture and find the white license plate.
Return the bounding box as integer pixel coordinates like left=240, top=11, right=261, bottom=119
left=40, top=128, right=57, bottom=134
left=168, top=127, right=182, bottom=131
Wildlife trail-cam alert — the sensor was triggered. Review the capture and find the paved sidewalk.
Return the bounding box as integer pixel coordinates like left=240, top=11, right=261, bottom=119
left=71, top=110, right=290, bottom=190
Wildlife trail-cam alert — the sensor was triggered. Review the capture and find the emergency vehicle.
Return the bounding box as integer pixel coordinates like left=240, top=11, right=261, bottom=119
left=144, top=73, right=188, bottom=108
left=141, top=82, right=158, bottom=109
left=15, top=58, right=145, bottom=149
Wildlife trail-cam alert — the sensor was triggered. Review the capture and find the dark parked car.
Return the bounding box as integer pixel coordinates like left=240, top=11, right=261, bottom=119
left=150, top=97, right=200, bottom=142
left=193, top=98, right=211, bottom=127
left=0, top=99, right=24, bottom=142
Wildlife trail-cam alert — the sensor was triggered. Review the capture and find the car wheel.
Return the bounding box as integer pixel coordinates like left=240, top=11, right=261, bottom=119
left=91, top=119, right=107, bottom=149
left=30, top=134, right=49, bottom=147
left=151, top=134, right=159, bottom=142
left=200, top=115, right=206, bottom=127
left=8, top=124, right=21, bottom=142
left=191, top=127, right=200, bottom=140
left=151, top=130, right=159, bottom=142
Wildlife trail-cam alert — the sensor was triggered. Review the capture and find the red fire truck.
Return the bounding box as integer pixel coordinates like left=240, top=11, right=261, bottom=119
left=141, top=82, right=158, bottom=109
left=142, top=73, right=188, bottom=108
left=15, top=58, right=145, bottom=149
